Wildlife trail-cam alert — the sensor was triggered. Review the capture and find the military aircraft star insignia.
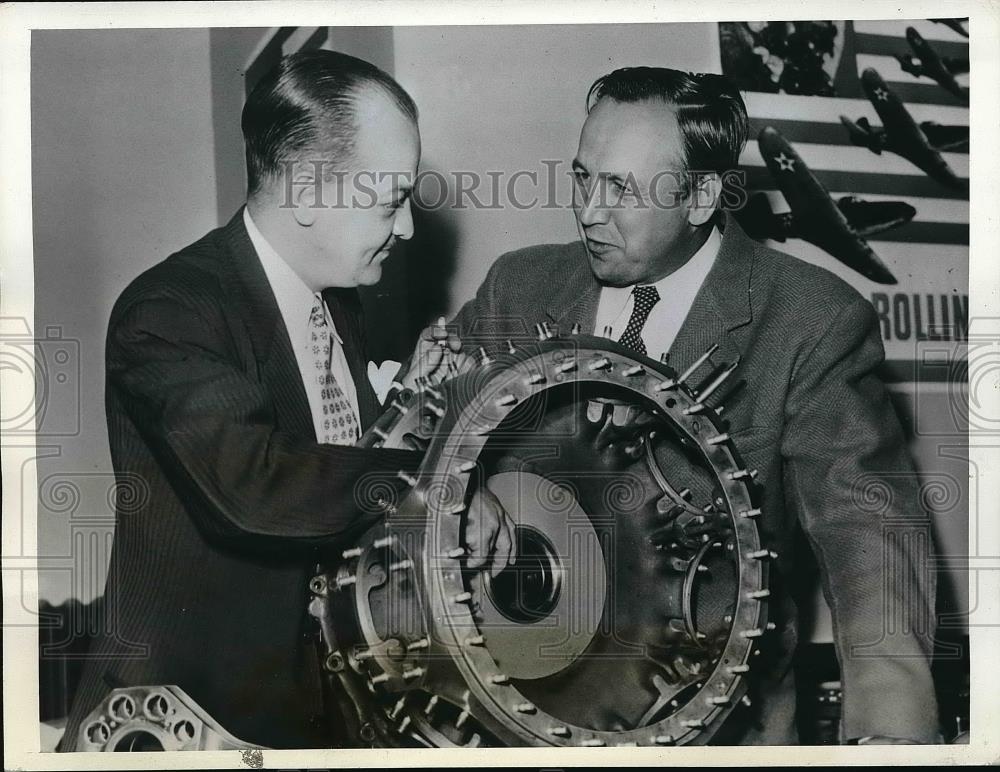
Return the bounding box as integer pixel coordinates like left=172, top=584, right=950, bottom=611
left=775, top=152, right=795, bottom=171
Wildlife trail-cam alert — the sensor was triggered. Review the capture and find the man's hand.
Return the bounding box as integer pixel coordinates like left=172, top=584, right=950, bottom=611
left=400, top=316, right=466, bottom=390
left=464, top=484, right=517, bottom=578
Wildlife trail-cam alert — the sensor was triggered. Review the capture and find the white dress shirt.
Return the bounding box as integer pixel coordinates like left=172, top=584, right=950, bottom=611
left=243, top=208, right=360, bottom=440
left=593, top=226, right=721, bottom=360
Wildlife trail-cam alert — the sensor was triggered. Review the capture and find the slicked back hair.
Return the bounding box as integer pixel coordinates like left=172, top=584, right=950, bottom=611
left=242, top=49, right=418, bottom=197
left=586, top=67, right=749, bottom=193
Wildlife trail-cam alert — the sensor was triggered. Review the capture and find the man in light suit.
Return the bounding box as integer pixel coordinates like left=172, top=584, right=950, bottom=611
left=441, top=67, right=939, bottom=744
left=60, top=50, right=511, bottom=751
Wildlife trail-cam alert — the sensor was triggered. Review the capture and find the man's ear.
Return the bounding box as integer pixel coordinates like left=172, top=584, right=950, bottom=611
left=290, top=168, right=319, bottom=227
left=686, top=172, right=723, bottom=227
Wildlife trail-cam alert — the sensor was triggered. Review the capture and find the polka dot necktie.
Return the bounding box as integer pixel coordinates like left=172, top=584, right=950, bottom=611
left=617, top=285, right=660, bottom=356
left=309, top=298, right=359, bottom=445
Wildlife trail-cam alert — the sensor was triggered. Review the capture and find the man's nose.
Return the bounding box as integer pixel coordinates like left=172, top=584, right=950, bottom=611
left=393, top=199, right=415, bottom=240
left=577, top=183, right=610, bottom=227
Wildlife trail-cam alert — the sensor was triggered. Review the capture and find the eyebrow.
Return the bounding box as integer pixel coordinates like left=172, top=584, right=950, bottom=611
left=571, top=159, right=633, bottom=187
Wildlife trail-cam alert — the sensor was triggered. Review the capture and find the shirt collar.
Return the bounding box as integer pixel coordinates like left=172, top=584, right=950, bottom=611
left=243, top=207, right=343, bottom=343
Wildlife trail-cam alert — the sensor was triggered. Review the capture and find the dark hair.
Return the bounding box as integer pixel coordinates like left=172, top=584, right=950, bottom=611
left=241, top=50, right=418, bottom=196
left=586, top=67, right=749, bottom=189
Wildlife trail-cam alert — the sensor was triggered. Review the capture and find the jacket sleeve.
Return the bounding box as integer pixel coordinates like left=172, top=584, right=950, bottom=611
left=780, top=297, right=939, bottom=743
left=107, top=289, right=421, bottom=550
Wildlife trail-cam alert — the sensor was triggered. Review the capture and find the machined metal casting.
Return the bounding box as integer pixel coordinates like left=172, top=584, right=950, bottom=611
left=310, top=327, right=771, bottom=747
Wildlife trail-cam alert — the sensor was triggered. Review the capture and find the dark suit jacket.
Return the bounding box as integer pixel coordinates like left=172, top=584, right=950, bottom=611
left=60, top=210, right=419, bottom=750
left=450, top=214, right=939, bottom=744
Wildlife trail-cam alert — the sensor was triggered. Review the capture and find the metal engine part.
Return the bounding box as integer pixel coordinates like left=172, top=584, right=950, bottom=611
left=310, top=329, right=772, bottom=747
left=76, top=685, right=262, bottom=751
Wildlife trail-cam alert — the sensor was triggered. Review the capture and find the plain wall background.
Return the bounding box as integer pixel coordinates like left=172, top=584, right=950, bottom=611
left=31, top=28, right=218, bottom=604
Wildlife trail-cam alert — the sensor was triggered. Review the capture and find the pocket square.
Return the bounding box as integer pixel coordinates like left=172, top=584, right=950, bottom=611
left=368, top=359, right=403, bottom=404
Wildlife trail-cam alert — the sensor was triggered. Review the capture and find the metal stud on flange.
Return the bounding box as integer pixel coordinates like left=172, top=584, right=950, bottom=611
left=424, top=694, right=439, bottom=715
left=453, top=591, right=473, bottom=603
left=707, top=433, right=730, bottom=445
left=727, top=664, right=750, bottom=674
left=747, top=589, right=771, bottom=599
left=680, top=719, right=705, bottom=729
left=556, top=359, right=577, bottom=373
left=488, top=674, right=510, bottom=685
left=341, top=546, right=363, bottom=559
left=696, top=359, right=740, bottom=405
left=588, top=357, right=612, bottom=372
left=406, top=638, right=430, bottom=651
left=741, top=628, right=764, bottom=639
left=728, top=468, right=758, bottom=481
left=464, top=634, right=485, bottom=647
left=402, top=667, right=425, bottom=681
left=653, top=734, right=675, bottom=746
left=447, top=547, right=465, bottom=559
left=496, top=394, right=518, bottom=407
left=548, top=726, right=571, bottom=738
left=373, top=536, right=397, bottom=549
left=739, top=508, right=762, bottom=519
left=581, top=738, right=606, bottom=747
left=396, top=471, right=418, bottom=487
left=623, top=365, right=644, bottom=377
left=527, top=372, right=545, bottom=385
left=478, top=347, right=492, bottom=366
left=389, top=559, right=413, bottom=572
left=514, top=702, right=536, bottom=714
left=677, top=343, right=719, bottom=385
left=707, top=695, right=731, bottom=706
left=389, top=399, right=409, bottom=415
left=535, top=323, right=547, bottom=341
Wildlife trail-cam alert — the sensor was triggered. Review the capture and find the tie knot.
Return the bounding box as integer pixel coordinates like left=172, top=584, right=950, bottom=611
left=633, top=285, right=660, bottom=308
left=309, top=299, right=327, bottom=329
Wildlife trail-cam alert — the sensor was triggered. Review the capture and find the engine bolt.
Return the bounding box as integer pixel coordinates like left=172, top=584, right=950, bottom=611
left=747, top=589, right=770, bottom=599
left=623, top=365, right=644, bottom=377
left=341, top=546, right=363, bottom=559
left=548, top=725, right=571, bottom=737
left=727, top=664, right=750, bottom=674
left=739, top=508, right=762, bottom=518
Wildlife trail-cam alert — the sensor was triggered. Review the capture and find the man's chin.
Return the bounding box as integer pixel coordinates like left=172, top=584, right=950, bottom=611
left=588, top=256, right=633, bottom=288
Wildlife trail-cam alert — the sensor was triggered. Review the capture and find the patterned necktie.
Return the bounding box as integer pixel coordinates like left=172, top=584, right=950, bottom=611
left=617, top=285, right=660, bottom=356
left=309, top=298, right=359, bottom=445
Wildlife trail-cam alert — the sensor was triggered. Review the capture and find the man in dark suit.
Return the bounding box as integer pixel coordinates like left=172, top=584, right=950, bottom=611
left=60, top=50, right=511, bottom=751
left=441, top=67, right=939, bottom=744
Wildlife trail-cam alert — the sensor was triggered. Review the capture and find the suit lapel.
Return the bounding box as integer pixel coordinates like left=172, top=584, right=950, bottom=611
left=222, top=209, right=316, bottom=441
left=669, top=214, right=755, bottom=388
left=544, top=244, right=602, bottom=333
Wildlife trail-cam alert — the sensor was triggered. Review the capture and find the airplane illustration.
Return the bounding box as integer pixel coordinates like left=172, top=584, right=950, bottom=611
left=840, top=68, right=969, bottom=193
left=895, top=26, right=969, bottom=104
left=930, top=18, right=969, bottom=38
left=738, top=126, right=911, bottom=284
